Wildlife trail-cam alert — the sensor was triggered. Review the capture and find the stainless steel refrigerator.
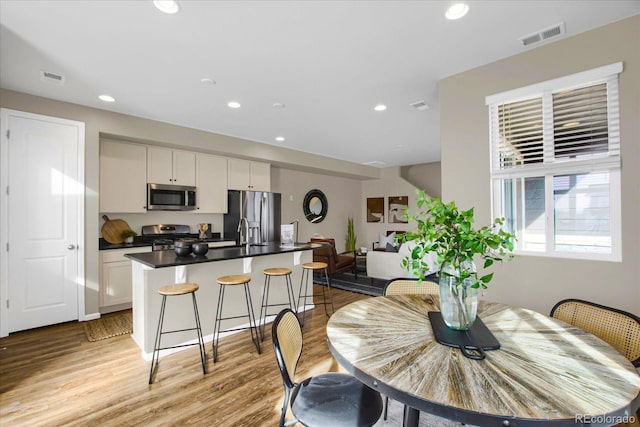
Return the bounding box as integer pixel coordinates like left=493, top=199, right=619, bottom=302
left=224, top=190, right=282, bottom=245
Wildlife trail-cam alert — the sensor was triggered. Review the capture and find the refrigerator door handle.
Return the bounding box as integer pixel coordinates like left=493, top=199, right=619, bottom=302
left=261, top=193, right=268, bottom=244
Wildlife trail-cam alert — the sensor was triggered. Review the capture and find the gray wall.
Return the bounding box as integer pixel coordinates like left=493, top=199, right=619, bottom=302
left=400, top=162, right=441, bottom=199
left=440, top=16, right=639, bottom=315
left=271, top=168, right=362, bottom=251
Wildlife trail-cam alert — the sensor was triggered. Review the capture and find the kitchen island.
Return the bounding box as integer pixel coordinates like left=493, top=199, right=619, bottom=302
left=125, top=243, right=315, bottom=359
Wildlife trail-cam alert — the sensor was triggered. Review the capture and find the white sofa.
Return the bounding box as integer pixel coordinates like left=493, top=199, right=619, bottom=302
left=366, top=243, right=438, bottom=280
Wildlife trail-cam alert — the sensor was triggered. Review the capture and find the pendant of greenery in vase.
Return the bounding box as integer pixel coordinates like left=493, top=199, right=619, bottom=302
left=399, top=190, right=515, bottom=331
left=439, top=260, right=478, bottom=330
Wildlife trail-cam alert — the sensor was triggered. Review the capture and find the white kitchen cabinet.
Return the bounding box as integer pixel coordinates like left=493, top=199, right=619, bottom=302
left=100, top=140, right=147, bottom=213
left=194, top=153, right=228, bottom=213
left=227, top=159, right=271, bottom=191
left=147, top=146, right=196, bottom=186
left=100, top=247, right=149, bottom=308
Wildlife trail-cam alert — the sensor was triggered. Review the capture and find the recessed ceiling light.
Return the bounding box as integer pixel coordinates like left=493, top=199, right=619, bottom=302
left=99, top=94, right=115, bottom=103
left=227, top=101, right=241, bottom=109
left=445, top=3, right=469, bottom=20
left=153, top=0, right=180, bottom=14
left=273, top=102, right=285, bottom=109
left=200, top=78, right=216, bottom=85
left=374, top=104, right=387, bottom=112
left=275, top=136, right=285, bottom=142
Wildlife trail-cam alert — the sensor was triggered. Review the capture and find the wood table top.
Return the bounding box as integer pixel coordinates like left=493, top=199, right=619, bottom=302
left=326, top=295, right=640, bottom=427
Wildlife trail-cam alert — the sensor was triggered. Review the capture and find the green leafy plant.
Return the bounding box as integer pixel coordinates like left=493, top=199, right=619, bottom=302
left=399, top=189, right=515, bottom=288
left=121, top=229, right=138, bottom=239
left=345, top=217, right=357, bottom=252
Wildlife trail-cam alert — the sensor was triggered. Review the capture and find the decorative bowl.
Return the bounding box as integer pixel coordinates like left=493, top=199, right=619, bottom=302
left=174, top=246, right=192, bottom=257
left=192, top=242, right=209, bottom=256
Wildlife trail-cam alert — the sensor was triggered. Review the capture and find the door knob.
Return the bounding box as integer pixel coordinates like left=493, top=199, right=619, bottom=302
left=67, top=244, right=76, bottom=250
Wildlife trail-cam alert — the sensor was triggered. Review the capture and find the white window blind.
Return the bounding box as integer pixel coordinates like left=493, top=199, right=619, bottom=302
left=486, top=63, right=622, bottom=262
left=488, top=63, right=622, bottom=179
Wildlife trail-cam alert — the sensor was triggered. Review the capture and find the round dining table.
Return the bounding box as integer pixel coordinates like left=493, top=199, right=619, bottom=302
left=326, top=294, right=640, bottom=427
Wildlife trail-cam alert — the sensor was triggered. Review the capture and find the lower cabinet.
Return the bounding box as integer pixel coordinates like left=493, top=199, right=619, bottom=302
left=100, top=247, right=150, bottom=309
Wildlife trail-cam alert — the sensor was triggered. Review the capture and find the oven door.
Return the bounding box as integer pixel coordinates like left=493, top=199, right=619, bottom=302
left=147, top=183, right=197, bottom=210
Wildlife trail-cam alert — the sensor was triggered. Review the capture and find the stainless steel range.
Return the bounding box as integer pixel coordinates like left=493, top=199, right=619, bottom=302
left=141, top=224, right=193, bottom=251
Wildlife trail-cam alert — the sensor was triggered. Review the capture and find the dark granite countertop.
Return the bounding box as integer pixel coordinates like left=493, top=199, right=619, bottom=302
left=99, top=239, right=152, bottom=251
left=124, top=242, right=321, bottom=268
left=99, top=235, right=234, bottom=250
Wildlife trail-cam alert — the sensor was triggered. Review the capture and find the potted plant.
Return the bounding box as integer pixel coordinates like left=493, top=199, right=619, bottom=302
left=399, top=190, right=515, bottom=330
left=121, top=229, right=138, bottom=245
left=345, top=217, right=357, bottom=253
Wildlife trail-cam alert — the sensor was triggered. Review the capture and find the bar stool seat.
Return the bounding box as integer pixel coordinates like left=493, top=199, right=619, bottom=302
left=303, top=262, right=329, bottom=270
left=259, top=268, right=297, bottom=340
left=297, top=261, right=333, bottom=327
left=149, top=282, right=206, bottom=384
left=213, top=274, right=261, bottom=362
left=217, top=275, right=251, bottom=285
left=160, top=282, right=199, bottom=295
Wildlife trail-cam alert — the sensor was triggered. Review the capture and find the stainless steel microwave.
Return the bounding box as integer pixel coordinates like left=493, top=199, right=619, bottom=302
left=147, top=183, right=197, bottom=211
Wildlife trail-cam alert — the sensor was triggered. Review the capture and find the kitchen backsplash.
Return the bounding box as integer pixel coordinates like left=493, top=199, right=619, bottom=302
left=99, top=212, right=224, bottom=238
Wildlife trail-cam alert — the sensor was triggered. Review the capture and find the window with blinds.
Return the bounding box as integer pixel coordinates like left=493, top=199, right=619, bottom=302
left=486, top=63, right=622, bottom=262
left=553, top=83, right=610, bottom=159
left=496, top=97, right=543, bottom=168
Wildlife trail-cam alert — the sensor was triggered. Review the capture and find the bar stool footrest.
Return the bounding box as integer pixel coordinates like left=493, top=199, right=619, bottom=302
left=157, top=342, right=205, bottom=351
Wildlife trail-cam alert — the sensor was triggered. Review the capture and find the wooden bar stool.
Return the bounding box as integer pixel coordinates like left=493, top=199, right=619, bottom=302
left=296, top=262, right=333, bottom=327
left=259, top=268, right=297, bottom=340
left=149, top=282, right=206, bottom=384
left=212, top=275, right=261, bottom=362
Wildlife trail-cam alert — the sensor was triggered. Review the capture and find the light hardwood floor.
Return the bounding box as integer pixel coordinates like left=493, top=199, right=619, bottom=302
left=0, top=286, right=368, bottom=426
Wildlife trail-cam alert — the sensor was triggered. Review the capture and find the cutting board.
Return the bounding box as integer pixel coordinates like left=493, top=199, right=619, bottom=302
left=428, top=311, right=500, bottom=360
left=101, top=215, right=134, bottom=244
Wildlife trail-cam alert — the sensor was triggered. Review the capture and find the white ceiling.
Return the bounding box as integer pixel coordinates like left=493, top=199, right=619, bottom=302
left=1, top=1, right=638, bottom=167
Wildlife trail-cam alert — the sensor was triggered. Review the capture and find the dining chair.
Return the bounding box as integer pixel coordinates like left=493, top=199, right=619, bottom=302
left=384, top=277, right=440, bottom=295
left=271, top=308, right=383, bottom=427
left=382, top=277, right=439, bottom=420
left=550, top=298, right=640, bottom=427
left=550, top=298, right=640, bottom=367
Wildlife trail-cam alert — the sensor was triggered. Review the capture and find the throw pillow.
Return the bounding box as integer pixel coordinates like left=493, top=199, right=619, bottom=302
left=385, top=243, right=399, bottom=252
left=398, top=242, right=414, bottom=257
left=378, top=232, right=396, bottom=248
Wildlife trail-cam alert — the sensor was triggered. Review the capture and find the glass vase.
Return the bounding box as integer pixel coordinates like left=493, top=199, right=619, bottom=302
left=438, top=260, right=478, bottom=330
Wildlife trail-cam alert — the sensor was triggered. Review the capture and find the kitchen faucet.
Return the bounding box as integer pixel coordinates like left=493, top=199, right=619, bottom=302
left=237, top=217, right=250, bottom=250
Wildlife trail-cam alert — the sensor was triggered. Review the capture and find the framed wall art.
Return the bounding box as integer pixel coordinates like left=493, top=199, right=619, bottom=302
left=366, top=197, right=384, bottom=223
left=388, top=196, right=408, bottom=223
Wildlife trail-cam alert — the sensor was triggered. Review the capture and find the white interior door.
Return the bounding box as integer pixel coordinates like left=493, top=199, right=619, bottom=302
left=1, top=109, right=84, bottom=333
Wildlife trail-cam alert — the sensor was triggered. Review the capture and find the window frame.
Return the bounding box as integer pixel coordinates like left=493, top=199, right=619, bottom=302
left=487, top=63, right=623, bottom=262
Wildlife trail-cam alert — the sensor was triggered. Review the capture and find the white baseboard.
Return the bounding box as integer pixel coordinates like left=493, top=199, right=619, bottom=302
left=81, top=312, right=101, bottom=321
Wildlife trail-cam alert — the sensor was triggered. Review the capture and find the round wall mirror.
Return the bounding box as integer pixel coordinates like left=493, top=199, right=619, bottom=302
left=303, top=189, right=328, bottom=223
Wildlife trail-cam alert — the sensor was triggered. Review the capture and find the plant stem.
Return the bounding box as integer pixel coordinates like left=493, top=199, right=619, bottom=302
left=447, top=258, right=471, bottom=329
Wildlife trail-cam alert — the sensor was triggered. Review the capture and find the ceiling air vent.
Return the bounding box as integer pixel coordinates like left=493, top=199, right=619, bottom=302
left=410, top=100, right=430, bottom=111
left=39, top=70, right=66, bottom=86
left=519, top=22, right=565, bottom=47
left=363, top=160, right=386, bottom=167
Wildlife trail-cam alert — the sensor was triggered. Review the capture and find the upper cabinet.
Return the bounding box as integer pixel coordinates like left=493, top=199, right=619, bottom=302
left=99, top=140, right=271, bottom=214
left=195, top=153, right=228, bottom=213
left=147, top=146, right=196, bottom=186
left=228, top=159, right=271, bottom=191
left=100, top=140, right=147, bottom=213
